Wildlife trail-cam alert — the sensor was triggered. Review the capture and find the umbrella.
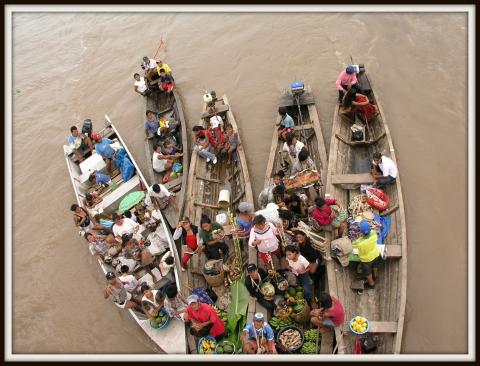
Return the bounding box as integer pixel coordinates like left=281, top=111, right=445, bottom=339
left=118, top=191, right=145, bottom=212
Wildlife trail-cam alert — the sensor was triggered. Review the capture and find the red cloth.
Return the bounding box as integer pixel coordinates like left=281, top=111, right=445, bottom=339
left=352, top=95, right=378, bottom=121
left=258, top=247, right=281, bottom=265
left=311, top=198, right=337, bottom=226
left=200, top=129, right=216, bottom=147
left=181, top=234, right=198, bottom=268
left=325, top=296, right=345, bottom=327
left=186, top=302, right=225, bottom=337
left=160, top=82, right=174, bottom=93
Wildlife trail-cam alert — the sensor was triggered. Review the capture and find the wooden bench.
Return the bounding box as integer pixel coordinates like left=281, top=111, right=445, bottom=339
left=367, top=321, right=397, bottom=333
left=331, top=173, right=374, bottom=185
left=201, top=104, right=229, bottom=119
left=293, top=123, right=314, bottom=131
left=384, top=245, right=402, bottom=258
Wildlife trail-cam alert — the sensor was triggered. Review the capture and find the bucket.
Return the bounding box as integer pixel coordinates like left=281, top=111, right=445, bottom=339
left=218, top=189, right=230, bottom=208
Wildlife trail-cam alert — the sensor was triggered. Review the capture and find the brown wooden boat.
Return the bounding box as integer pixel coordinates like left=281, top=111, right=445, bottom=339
left=324, top=64, right=407, bottom=354
left=144, top=89, right=189, bottom=229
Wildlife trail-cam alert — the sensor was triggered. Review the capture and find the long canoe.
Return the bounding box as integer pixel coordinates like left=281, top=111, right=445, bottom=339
left=181, top=94, right=255, bottom=353
left=324, top=65, right=407, bottom=354
left=144, top=89, right=189, bottom=229
left=64, top=116, right=187, bottom=353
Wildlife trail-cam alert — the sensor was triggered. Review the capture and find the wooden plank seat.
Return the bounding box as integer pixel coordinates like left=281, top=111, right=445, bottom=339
left=201, top=104, right=229, bottom=119
left=384, top=245, right=402, bottom=258
left=367, top=321, right=397, bottom=333
left=331, top=173, right=374, bottom=185
left=293, top=123, right=314, bottom=131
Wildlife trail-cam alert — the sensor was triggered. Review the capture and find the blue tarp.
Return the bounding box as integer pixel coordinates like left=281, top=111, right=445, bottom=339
left=113, top=148, right=136, bottom=182
left=373, top=214, right=392, bottom=244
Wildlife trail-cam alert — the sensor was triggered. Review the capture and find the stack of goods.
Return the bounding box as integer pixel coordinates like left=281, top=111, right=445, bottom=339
left=285, top=169, right=321, bottom=191
left=300, top=328, right=319, bottom=354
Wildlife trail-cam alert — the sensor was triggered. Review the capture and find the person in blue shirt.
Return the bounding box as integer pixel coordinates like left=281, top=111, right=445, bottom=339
left=241, top=313, right=277, bottom=354
left=277, top=107, right=295, bottom=141
left=89, top=170, right=111, bottom=187
left=144, top=110, right=160, bottom=141
left=92, top=133, right=116, bottom=173
left=67, top=125, right=94, bottom=162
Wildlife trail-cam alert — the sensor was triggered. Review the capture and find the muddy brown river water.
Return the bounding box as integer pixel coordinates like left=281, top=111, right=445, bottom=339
left=11, top=12, right=468, bottom=354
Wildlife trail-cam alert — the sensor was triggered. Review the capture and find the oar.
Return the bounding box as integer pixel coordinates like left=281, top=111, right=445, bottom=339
left=152, top=36, right=165, bottom=59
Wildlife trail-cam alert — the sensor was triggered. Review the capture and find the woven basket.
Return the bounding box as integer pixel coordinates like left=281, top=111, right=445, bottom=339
left=204, top=269, right=225, bottom=287
left=290, top=301, right=311, bottom=324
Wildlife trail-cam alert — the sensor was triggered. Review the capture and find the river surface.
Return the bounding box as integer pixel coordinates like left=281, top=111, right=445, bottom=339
left=11, top=12, right=468, bottom=354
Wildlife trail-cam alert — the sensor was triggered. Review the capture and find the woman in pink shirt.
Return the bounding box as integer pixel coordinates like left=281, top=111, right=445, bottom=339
left=248, top=215, right=281, bottom=265
left=310, top=197, right=347, bottom=237
left=336, top=65, right=361, bottom=102
left=310, top=292, right=345, bottom=333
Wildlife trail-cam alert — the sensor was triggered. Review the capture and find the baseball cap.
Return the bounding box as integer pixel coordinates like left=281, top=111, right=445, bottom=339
left=105, top=271, right=115, bottom=280
left=359, top=220, right=371, bottom=235
left=346, top=65, right=356, bottom=74
left=187, top=294, right=199, bottom=305
left=143, top=56, right=149, bottom=62
left=92, top=133, right=102, bottom=142
left=246, top=263, right=257, bottom=273
left=253, top=313, right=264, bottom=321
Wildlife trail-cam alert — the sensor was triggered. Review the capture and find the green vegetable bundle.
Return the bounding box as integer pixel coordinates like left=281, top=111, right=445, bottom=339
left=300, top=341, right=317, bottom=354
left=269, top=316, right=296, bottom=330
left=303, top=328, right=318, bottom=343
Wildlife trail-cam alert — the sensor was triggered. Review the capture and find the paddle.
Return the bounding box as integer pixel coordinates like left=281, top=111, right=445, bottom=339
left=152, top=36, right=165, bottom=60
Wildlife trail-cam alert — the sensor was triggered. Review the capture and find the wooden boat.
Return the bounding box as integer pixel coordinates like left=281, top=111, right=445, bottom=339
left=263, top=82, right=328, bottom=202
left=324, top=64, right=407, bottom=354
left=144, top=89, right=189, bottom=229
left=63, top=116, right=187, bottom=353
left=181, top=93, right=255, bottom=353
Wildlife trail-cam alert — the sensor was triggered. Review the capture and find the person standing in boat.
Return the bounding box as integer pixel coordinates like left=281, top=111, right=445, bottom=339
left=104, top=272, right=143, bottom=312
left=282, top=132, right=305, bottom=172
left=67, top=125, right=94, bottom=162
left=277, top=107, right=295, bottom=141
left=173, top=217, right=201, bottom=270
left=184, top=294, right=225, bottom=339
left=233, top=202, right=255, bottom=241
left=293, top=229, right=326, bottom=293
left=198, top=214, right=229, bottom=261
left=310, top=292, right=345, bottom=333
left=335, top=65, right=361, bottom=103
left=291, top=147, right=315, bottom=174
left=371, top=152, right=398, bottom=188
left=245, top=264, right=275, bottom=314
left=283, top=244, right=314, bottom=306
left=248, top=214, right=281, bottom=266
left=241, top=313, right=277, bottom=354
left=310, top=197, right=348, bottom=238
left=352, top=220, right=381, bottom=289
left=92, top=133, right=117, bottom=174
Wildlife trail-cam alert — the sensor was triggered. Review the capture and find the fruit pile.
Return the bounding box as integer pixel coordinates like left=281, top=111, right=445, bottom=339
left=269, top=316, right=296, bottom=331
left=199, top=338, right=217, bottom=354
left=284, top=286, right=306, bottom=314
left=215, top=341, right=235, bottom=354
left=212, top=305, right=228, bottom=323
left=300, top=329, right=319, bottom=354
left=149, top=311, right=168, bottom=329
left=351, top=316, right=368, bottom=334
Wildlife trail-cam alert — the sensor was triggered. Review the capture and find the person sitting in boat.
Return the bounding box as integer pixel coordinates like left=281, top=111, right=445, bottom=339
left=198, top=214, right=230, bottom=262
left=153, top=59, right=173, bottom=81
left=158, top=68, right=175, bottom=95
left=88, top=170, right=111, bottom=187
left=67, top=125, right=94, bottom=162
left=352, top=220, right=381, bottom=289
left=83, top=192, right=102, bottom=209
left=144, top=110, right=161, bottom=141
left=209, top=114, right=225, bottom=148
left=248, top=214, right=281, bottom=266
left=284, top=245, right=314, bottom=305
left=217, top=124, right=238, bottom=164
left=293, top=229, right=325, bottom=292
left=162, top=139, right=181, bottom=156
left=342, top=88, right=378, bottom=122
left=113, top=255, right=137, bottom=274
left=164, top=284, right=188, bottom=320
left=111, top=213, right=140, bottom=243
left=146, top=183, right=176, bottom=211
left=85, top=231, right=119, bottom=262
left=282, top=132, right=305, bottom=171
left=184, top=294, right=226, bottom=339
left=310, top=292, right=345, bottom=333
left=194, top=132, right=218, bottom=165
left=152, top=144, right=183, bottom=175
left=173, top=217, right=201, bottom=270
left=142, top=56, right=159, bottom=82
left=104, top=271, right=143, bottom=312
left=271, top=185, right=286, bottom=208
left=273, top=170, right=285, bottom=188
left=278, top=209, right=297, bottom=242
left=310, top=197, right=347, bottom=238
left=192, top=125, right=216, bottom=148
left=277, top=106, right=295, bottom=141
left=291, top=147, right=315, bottom=174
left=118, top=265, right=139, bottom=294
left=71, top=203, right=110, bottom=233
left=245, top=264, right=275, bottom=314
left=233, top=202, right=255, bottom=240
left=133, top=72, right=153, bottom=97
left=335, top=65, right=361, bottom=103
left=284, top=192, right=308, bottom=219
left=371, top=152, right=398, bottom=188
left=140, top=283, right=165, bottom=322
left=241, top=312, right=277, bottom=354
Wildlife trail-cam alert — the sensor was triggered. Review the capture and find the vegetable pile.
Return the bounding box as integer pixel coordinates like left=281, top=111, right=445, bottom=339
left=278, top=328, right=303, bottom=350
left=216, top=340, right=235, bottom=354
left=303, top=328, right=318, bottom=343
left=149, top=311, right=168, bottom=329
left=300, top=342, right=317, bottom=354
left=269, top=316, right=296, bottom=331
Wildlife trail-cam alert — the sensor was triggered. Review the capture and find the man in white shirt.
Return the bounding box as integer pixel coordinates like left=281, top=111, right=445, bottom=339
left=133, top=73, right=152, bottom=96
left=119, top=265, right=139, bottom=293
left=371, top=152, right=398, bottom=188
left=112, top=213, right=140, bottom=243
left=282, top=132, right=305, bottom=171
left=146, top=183, right=177, bottom=211
left=142, top=56, right=160, bottom=82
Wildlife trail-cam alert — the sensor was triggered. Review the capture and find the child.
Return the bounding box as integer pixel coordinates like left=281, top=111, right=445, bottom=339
left=158, top=68, right=175, bottom=94
left=162, top=140, right=180, bottom=156
left=248, top=215, right=281, bottom=266
left=273, top=170, right=285, bottom=188
left=284, top=244, right=313, bottom=304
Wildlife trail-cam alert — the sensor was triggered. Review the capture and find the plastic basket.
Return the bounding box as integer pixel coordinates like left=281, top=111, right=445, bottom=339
left=149, top=308, right=170, bottom=330
left=198, top=336, right=217, bottom=354
left=349, top=316, right=370, bottom=335
left=276, top=325, right=304, bottom=353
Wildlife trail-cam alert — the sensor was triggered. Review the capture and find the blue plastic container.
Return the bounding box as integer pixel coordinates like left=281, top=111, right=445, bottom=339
left=349, top=316, right=370, bottom=335
left=198, top=336, right=217, bottom=354
left=149, top=308, right=170, bottom=330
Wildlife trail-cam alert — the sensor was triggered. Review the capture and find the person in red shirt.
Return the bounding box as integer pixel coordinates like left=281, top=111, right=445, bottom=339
left=342, top=88, right=378, bottom=122
left=184, top=294, right=225, bottom=339
left=310, top=292, right=345, bottom=333
left=310, top=197, right=347, bottom=237
left=192, top=125, right=216, bottom=147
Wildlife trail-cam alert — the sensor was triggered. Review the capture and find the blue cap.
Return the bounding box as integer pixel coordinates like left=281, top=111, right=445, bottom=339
left=359, top=220, right=371, bottom=235
left=346, top=65, right=356, bottom=74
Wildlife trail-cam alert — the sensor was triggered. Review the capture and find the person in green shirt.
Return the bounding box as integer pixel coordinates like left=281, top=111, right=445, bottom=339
left=198, top=214, right=230, bottom=261
left=352, top=220, right=381, bottom=289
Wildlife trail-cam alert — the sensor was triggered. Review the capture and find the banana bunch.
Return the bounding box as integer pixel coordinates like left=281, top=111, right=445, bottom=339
left=269, top=316, right=295, bottom=331
left=212, top=305, right=228, bottom=323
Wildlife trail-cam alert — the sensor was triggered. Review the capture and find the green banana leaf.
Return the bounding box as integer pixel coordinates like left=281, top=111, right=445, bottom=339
left=226, top=276, right=249, bottom=350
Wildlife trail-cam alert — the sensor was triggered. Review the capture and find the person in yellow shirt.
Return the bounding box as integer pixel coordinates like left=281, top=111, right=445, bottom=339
left=352, top=220, right=381, bottom=289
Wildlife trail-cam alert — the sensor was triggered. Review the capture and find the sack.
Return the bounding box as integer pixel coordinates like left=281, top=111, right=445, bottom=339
left=120, top=155, right=136, bottom=182
left=361, top=334, right=378, bottom=353
left=366, top=188, right=389, bottom=211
